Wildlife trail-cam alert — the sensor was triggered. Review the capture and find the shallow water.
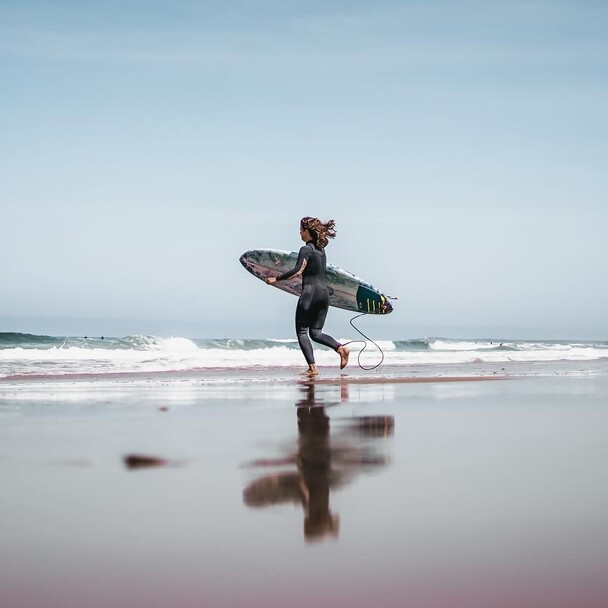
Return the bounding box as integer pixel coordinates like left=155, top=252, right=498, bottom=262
left=1, top=376, right=607, bottom=607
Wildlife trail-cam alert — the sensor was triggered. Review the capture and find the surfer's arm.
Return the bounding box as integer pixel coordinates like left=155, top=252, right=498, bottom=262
left=274, top=246, right=310, bottom=281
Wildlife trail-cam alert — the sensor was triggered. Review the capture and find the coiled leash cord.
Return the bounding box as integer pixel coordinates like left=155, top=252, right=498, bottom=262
left=341, top=313, right=385, bottom=371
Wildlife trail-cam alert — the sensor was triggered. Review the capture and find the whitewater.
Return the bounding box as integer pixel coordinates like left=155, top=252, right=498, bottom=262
left=1, top=333, right=607, bottom=381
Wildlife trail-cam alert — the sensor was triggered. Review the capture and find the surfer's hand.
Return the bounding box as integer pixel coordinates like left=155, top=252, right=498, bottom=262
left=266, top=277, right=277, bottom=285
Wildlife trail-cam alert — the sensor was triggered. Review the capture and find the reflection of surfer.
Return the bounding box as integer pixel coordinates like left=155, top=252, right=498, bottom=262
left=296, top=404, right=340, bottom=540
left=266, top=217, right=349, bottom=376
left=243, top=383, right=393, bottom=542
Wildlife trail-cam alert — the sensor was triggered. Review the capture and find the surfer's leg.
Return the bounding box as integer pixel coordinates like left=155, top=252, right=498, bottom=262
left=296, top=297, right=316, bottom=366
left=308, top=302, right=340, bottom=351
left=296, top=325, right=315, bottom=365
left=309, top=300, right=349, bottom=369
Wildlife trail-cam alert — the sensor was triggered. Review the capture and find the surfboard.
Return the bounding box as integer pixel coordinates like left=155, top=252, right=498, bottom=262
left=239, top=249, right=394, bottom=315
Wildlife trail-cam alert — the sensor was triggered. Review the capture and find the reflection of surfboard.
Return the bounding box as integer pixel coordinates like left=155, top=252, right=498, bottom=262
left=239, top=249, right=393, bottom=315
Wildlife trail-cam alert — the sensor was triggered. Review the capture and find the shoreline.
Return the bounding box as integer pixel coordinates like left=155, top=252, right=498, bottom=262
left=1, top=358, right=606, bottom=386
left=303, top=374, right=506, bottom=385
left=0, top=369, right=507, bottom=384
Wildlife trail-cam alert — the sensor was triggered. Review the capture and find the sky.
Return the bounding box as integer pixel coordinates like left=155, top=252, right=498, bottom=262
left=1, top=0, right=607, bottom=340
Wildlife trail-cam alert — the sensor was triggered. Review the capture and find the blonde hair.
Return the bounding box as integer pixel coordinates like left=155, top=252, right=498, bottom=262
left=300, top=217, right=337, bottom=249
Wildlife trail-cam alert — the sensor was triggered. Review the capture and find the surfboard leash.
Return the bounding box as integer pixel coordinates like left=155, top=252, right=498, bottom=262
left=341, top=313, right=385, bottom=371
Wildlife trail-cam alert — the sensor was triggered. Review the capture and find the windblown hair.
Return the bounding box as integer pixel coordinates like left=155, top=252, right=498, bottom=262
left=300, top=216, right=337, bottom=249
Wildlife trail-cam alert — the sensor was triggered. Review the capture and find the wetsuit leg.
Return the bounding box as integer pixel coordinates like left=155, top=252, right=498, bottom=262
left=309, top=300, right=340, bottom=351
left=296, top=287, right=341, bottom=365
left=295, top=290, right=316, bottom=365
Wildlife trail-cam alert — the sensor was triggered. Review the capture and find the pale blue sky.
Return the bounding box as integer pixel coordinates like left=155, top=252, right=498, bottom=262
left=1, top=0, right=607, bottom=339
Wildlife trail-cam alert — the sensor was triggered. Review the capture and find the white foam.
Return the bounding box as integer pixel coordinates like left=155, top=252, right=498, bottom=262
left=430, top=340, right=503, bottom=351
left=1, top=339, right=606, bottom=380
left=149, top=337, right=200, bottom=352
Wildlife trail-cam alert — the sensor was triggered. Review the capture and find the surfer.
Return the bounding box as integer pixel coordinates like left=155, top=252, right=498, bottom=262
left=266, top=217, right=349, bottom=376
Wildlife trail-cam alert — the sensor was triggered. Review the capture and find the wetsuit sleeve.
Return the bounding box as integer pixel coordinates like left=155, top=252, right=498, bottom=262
left=275, top=246, right=310, bottom=281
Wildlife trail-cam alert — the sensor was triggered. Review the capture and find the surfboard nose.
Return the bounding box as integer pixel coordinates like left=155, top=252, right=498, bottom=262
left=239, top=251, right=255, bottom=271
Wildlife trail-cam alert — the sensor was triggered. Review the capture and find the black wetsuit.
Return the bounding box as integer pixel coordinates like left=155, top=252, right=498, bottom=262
left=276, top=242, right=341, bottom=365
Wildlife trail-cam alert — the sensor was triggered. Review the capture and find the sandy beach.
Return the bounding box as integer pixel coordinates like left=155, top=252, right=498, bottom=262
left=1, top=367, right=607, bottom=608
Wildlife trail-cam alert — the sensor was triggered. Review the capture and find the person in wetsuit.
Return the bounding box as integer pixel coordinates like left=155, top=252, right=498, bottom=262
left=266, top=217, right=349, bottom=376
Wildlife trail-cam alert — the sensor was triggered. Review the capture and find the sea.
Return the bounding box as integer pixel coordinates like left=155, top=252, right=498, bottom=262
left=1, top=332, right=607, bottom=387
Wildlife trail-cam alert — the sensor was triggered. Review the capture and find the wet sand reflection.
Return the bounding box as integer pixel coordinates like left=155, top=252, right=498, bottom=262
left=243, top=381, right=394, bottom=542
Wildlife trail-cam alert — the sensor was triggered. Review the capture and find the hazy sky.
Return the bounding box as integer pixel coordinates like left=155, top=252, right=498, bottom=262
left=1, top=0, right=607, bottom=339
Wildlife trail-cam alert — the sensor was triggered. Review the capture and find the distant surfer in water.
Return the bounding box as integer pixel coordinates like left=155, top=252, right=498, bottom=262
left=266, top=217, right=349, bottom=376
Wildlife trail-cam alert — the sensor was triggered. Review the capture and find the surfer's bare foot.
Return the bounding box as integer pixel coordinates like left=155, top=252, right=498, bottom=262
left=338, top=345, right=350, bottom=369
left=300, top=365, right=319, bottom=376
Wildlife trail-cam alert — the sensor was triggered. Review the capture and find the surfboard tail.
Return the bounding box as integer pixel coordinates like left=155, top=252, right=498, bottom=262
left=356, top=286, right=393, bottom=314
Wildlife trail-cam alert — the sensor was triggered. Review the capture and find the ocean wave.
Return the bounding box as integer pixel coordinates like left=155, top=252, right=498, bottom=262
left=0, top=332, right=61, bottom=347
left=429, top=339, right=514, bottom=351
left=392, top=339, right=430, bottom=351
left=1, top=333, right=607, bottom=380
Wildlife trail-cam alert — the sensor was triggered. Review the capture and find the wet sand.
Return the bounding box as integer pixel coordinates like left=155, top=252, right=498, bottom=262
left=1, top=372, right=607, bottom=608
